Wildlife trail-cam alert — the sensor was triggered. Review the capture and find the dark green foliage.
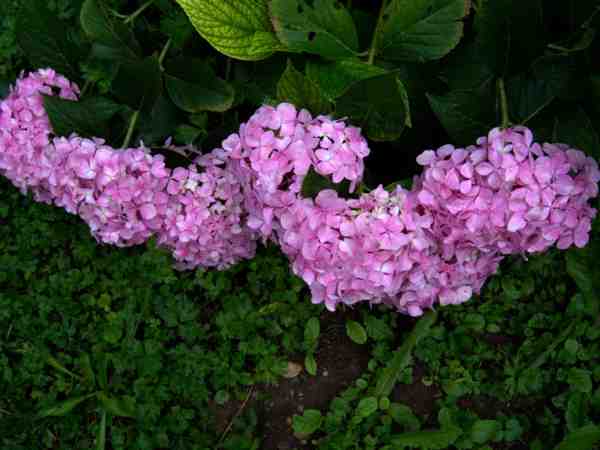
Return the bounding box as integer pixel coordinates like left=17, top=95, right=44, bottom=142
left=2, top=0, right=600, bottom=448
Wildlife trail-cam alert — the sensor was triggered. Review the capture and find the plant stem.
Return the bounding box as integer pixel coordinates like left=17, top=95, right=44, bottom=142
left=80, top=80, right=92, bottom=97
left=124, top=0, right=154, bottom=24
left=158, top=38, right=172, bottom=69
left=497, top=78, right=510, bottom=129
left=122, top=110, right=140, bottom=149
left=367, top=0, right=388, bottom=65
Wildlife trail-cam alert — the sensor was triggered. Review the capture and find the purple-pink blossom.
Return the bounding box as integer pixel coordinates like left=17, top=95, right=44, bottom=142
left=1, top=69, right=599, bottom=316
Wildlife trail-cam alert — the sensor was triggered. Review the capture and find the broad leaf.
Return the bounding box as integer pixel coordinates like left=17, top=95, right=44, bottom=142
left=389, top=403, right=421, bottom=431
left=391, top=426, right=462, bottom=449
left=112, top=56, right=162, bottom=115
left=80, top=0, right=142, bottom=60
left=506, top=56, right=574, bottom=124
left=276, top=60, right=329, bottom=113
left=304, top=353, right=317, bottom=376
left=270, top=0, right=359, bottom=59
left=39, top=394, right=96, bottom=417
left=165, top=58, right=234, bottom=113
left=427, top=79, right=496, bottom=145
left=16, top=0, right=82, bottom=79
left=175, top=0, right=280, bottom=60
left=355, top=397, right=378, bottom=419
left=379, top=0, right=469, bottom=62
left=43, top=96, right=121, bottom=139
left=554, top=425, right=600, bottom=450
left=306, top=59, right=388, bottom=100
left=304, top=317, right=320, bottom=343
left=346, top=320, right=367, bottom=345
left=97, top=393, right=136, bottom=418
left=472, top=0, right=545, bottom=77
left=553, top=107, right=600, bottom=160
left=470, top=419, right=501, bottom=444
left=292, top=409, right=322, bottom=436
left=336, top=73, right=411, bottom=141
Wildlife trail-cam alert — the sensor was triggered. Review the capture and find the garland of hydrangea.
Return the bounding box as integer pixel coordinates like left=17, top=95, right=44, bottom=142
left=1, top=69, right=599, bottom=316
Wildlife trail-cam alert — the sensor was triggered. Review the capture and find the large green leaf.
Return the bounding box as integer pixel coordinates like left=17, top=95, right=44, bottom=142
left=374, top=311, right=437, bottom=397
left=80, top=0, right=142, bottom=60
left=473, top=0, right=545, bottom=77
left=43, top=96, right=122, bottom=139
left=336, top=72, right=411, bottom=141
left=112, top=56, right=163, bottom=115
left=391, top=426, right=462, bottom=449
left=506, top=56, right=574, bottom=124
left=427, top=79, right=496, bottom=145
left=306, top=59, right=388, bottom=100
left=270, top=0, right=359, bottom=59
left=276, top=60, right=329, bottom=113
left=175, top=0, right=280, bottom=60
left=165, top=58, right=234, bottom=113
left=379, top=0, right=469, bottom=62
left=554, top=425, right=600, bottom=450
left=16, top=0, right=82, bottom=79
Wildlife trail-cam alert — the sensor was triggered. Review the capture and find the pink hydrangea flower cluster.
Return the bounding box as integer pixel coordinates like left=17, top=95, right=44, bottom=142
left=224, top=103, right=369, bottom=242
left=1, top=69, right=599, bottom=316
left=0, top=69, right=256, bottom=268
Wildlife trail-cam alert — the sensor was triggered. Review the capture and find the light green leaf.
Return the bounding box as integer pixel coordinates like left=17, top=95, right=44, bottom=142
left=555, top=425, right=600, bottom=450
left=270, top=0, right=359, bottom=59
left=355, top=397, right=378, bottom=419
left=380, top=0, right=469, bottom=62
left=277, top=60, right=329, bottom=113
left=375, top=311, right=437, bottom=397
left=304, top=353, right=317, bottom=376
left=391, top=426, right=462, bottom=449
left=43, top=96, right=121, bottom=139
left=39, top=393, right=96, bottom=417
left=80, top=0, right=141, bottom=60
left=346, top=320, right=367, bottom=345
left=79, top=353, right=96, bottom=388
left=97, top=393, right=136, bottom=418
left=45, top=355, right=81, bottom=380
left=389, top=403, right=421, bottom=431
left=304, top=317, right=320, bottom=343
left=292, top=409, right=322, bottom=436
left=364, top=315, right=393, bottom=341
left=306, top=58, right=388, bottom=100
left=164, top=58, right=234, bottom=113
left=471, top=419, right=501, bottom=444
left=336, top=73, right=411, bottom=141
left=175, top=0, right=280, bottom=60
